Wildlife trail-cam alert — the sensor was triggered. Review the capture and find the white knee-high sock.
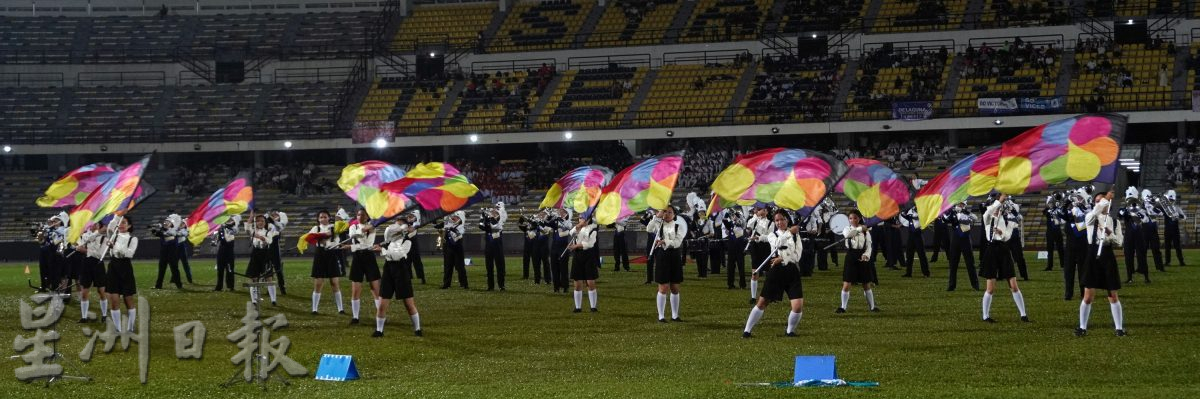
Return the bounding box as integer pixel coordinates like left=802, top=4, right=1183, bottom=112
left=573, top=290, right=582, bottom=310
left=1079, top=301, right=1092, bottom=330
left=750, top=280, right=758, bottom=299
left=111, top=312, right=123, bottom=333
left=1110, top=301, right=1124, bottom=330
left=374, top=297, right=381, bottom=309
left=81, top=300, right=90, bottom=320
left=376, top=317, right=386, bottom=333
left=267, top=286, right=277, bottom=302
left=840, top=290, right=850, bottom=309
left=656, top=292, right=667, bottom=320
left=587, top=289, right=597, bottom=309
left=334, top=291, right=344, bottom=312
left=312, top=292, right=321, bottom=312
left=670, top=293, right=680, bottom=319
left=100, top=299, right=108, bottom=317
left=787, top=311, right=803, bottom=334
left=127, top=309, right=137, bottom=332
left=982, top=292, right=993, bottom=320
left=411, top=313, right=421, bottom=331
left=744, top=306, right=764, bottom=333
left=1012, top=290, right=1027, bottom=317
left=865, top=289, right=876, bottom=310
left=352, top=299, right=361, bottom=319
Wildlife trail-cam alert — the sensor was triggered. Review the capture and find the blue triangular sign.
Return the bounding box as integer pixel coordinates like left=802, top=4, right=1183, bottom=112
left=315, top=354, right=360, bottom=381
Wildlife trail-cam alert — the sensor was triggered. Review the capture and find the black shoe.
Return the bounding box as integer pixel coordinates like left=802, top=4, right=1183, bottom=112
left=154, top=285, right=163, bottom=290
left=1124, top=279, right=1134, bottom=284
left=272, top=301, right=277, bottom=306
left=339, top=310, right=347, bottom=315
left=1115, top=329, right=1127, bottom=337
left=672, top=317, right=682, bottom=322
left=311, top=311, right=318, bottom=315
left=1042, top=268, right=1053, bottom=271
left=350, top=318, right=360, bottom=325
left=590, top=308, right=598, bottom=313
left=727, top=286, right=737, bottom=290
left=1144, top=278, right=1151, bottom=284
left=414, top=329, right=423, bottom=337
left=901, top=274, right=912, bottom=278
left=500, top=287, right=506, bottom=291
left=748, top=297, right=756, bottom=305
left=573, top=308, right=582, bottom=313
left=78, top=318, right=88, bottom=323
left=742, top=331, right=752, bottom=338
left=946, top=288, right=956, bottom=292
left=440, top=286, right=450, bottom=290
left=1074, top=328, right=1087, bottom=337
left=1020, top=316, right=1030, bottom=322
left=785, top=332, right=797, bottom=337
left=228, top=288, right=235, bottom=292
left=870, top=307, right=881, bottom=313
left=213, top=287, right=223, bottom=292
left=100, top=316, right=106, bottom=324
left=487, top=288, right=494, bottom=291
left=983, top=318, right=996, bottom=323
left=835, top=308, right=846, bottom=314
left=371, top=331, right=383, bottom=338
left=280, top=288, right=287, bottom=295
left=1064, top=296, right=1073, bottom=301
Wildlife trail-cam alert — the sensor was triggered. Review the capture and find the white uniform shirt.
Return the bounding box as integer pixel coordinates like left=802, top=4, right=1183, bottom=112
left=250, top=226, right=278, bottom=249
left=768, top=229, right=802, bottom=265
left=649, top=216, right=687, bottom=249
left=842, top=225, right=873, bottom=258
left=308, top=224, right=339, bottom=250
left=110, top=233, right=138, bottom=259
left=349, top=223, right=376, bottom=251
left=570, top=224, right=598, bottom=250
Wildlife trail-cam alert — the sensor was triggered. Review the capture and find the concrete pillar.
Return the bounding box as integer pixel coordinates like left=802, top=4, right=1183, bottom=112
left=400, top=0, right=412, bottom=16
left=947, top=130, right=959, bottom=147
left=622, top=140, right=640, bottom=157
left=345, top=148, right=355, bottom=164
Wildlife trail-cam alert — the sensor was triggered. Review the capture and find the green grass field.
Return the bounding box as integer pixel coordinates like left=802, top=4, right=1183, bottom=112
left=0, top=251, right=1198, bottom=398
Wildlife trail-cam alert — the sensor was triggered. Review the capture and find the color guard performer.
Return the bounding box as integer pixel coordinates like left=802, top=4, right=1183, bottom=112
left=979, top=194, right=1029, bottom=323
left=246, top=213, right=279, bottom=306
left=309, top=210, right=345, bottom=315
left=742, top=209, right=805, bottom=338
left=373, top=217, right=422, bottom=338
left=1004, top=199, right=1029, bottom=281
left=346, top=209, right=381, bottom=324
left=106, top=216, right=139, bottom=334
left=77, top=223, right=109, bottom=323
left=837, top=210, right=879, bottom=313
left=648, top=206, right=687, bottom=323
left=569, top=214, right=600, bottom=312
left=1077, top=191, right=1127, bottom=337
left=746, top=206, right=773, bottom=304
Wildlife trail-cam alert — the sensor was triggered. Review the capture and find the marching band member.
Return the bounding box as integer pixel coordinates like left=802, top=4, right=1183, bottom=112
left=742, top=209, right=805, bottom=338
left=746, top=206, right=773, bottom=304
left=77, top=223, right=109, bottom=323
left=946, top=202, right=980, bottom=291
left=441, top=211, right=468, bottom=290
left=611, top=219, right=631, bottom=272
left=1162, top=190, right=1186, bottom=266
left=648, top=206, right=687, bottom=322
left=899, top=207, right=929, bottom=278
left=154, top=214, right=183, bottom=289
left=1043, top=196, right=1066, bottom=271
left=686, top=202, right=709, bottom=278
left=405, top=212, right=427, bottom=284
left=930, top=210, right=951, bottom=263
left=106, top=216, right=139, bottom=334
left=881, top=216, right=903, bottom=271
left=707, top=212, right=724, bottom=275
left=1078, top=191, right=1127, bottom=337
left=537, top=210, right=554, bottom=285
left=639, top=210, right=657, bottom=284
left=309, top=210, right=345, bottom=315
left=798, top=209, right=821, bottom=277
left=1063, top=192, right=1090, bottom=300
left=838, top=210, right=878, bottom=313
left=568, top=213, right=600, bottom=313
left=724, top=209, right=748, bottom=290
left=214, top=216, right=239, bottom=292
left=268, top=210, right=288, bottom=294
left=246, top=213, right=279, bottom=306
left=334, top=208, right=352, bottom=278
left=1117, top=194, right=1150, bottom=284
left=1140, top=190, right=1164, bottom=271
left=345, top=209, right=381, bottom=324
left=520, top=212, right=537, bottom=279
left=177, top=222, right=194, bottom=284
left=373, top=217, right=422, bottom=338
left=550, top=208, right=573, bottom=293
left=36, top=213, right=66, bottom=292
left=1004, top=198, right=1029, bottom=281
left=480, top=203, right=508, bottom=291
left=979, top=194, right=1029, bottom=323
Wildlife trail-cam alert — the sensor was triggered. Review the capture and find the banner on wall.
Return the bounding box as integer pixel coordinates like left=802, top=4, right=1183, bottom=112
left=350, top=120, right=395, bottom=144
left=891, top=101, right=934, bottom=121
left=977, top=96, right=1064, bottom=115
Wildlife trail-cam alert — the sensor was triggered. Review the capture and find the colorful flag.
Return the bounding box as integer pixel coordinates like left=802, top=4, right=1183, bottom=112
left=539, top=166, right=615, bottom=214
left=594, top=152, right=684, bottom=225
left=296, top=232, right=330, bottom=254
left=996, top=114, right=1125, bottom=194
left=184, top=172, right=254, bottom=245
left=710, top=148, right=847, bottom=216
left=704, top=192, right=737, bottom=219
left=67, top=155, right=152, bottom=244
left=381, top=162, right=482, bottom=215
left=37, top=163, right=117, bottom=208
left=337, top=160, right=410, bottom=221
left=835, top=158, right=916, bottom=226
left=914, top=147, right=1001, bottom=228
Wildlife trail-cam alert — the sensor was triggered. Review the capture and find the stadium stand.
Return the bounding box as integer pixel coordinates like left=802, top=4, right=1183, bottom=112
left=586, top=0, right=681, bottom=47
left=536, top=64, right=646, bottom=130
left=844, top=44, right=954, bottom=120
left=391, top=2, right=496, bottom=51
left=736, top=53, right=845, bottom=123
left=1070, top=36, right=1174, bottom=113
left=632, top=62, right=744, bottom=127
left=489, top=0, right=595, bottom=52
left=678, top=0, right=771, bottom=44
left=951, top=37, right=1062, bottom=117
left=777, top=0, right=866, bottom=33
left=871, top=0, right=967, bottom=33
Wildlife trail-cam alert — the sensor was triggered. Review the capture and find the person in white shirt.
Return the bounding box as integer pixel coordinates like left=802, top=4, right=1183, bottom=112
left=372, top=217, right=422, bottom=338
left=309, top=210, right=345, bottom=315
left=1078, top=191, right=1127, bottom=337
left=648, top=206, right=687, bottom=322
left=837, top=210, right=879, bottom=313
left=214, top=216, right=239, bottom=292
left=568, top=214, right=600, bottom=313
left=246, top=213, right=280, bottom=306
left=745, top=206, right=774, bottom=304
left=105, top=216, right=139, bottom=334
left=978, top=194, right=1029, bottom=323
left=344, top=209, right=381, bottom=325
left=742, top=209, right=805, bottom=338
left=441, top=211, right=469, bottom=290
left=154, top=214, right=183, bottom=289
left=77, top=223, right=109, bottom=324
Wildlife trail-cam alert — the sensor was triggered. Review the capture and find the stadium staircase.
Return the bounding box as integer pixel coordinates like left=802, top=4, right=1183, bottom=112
left=662, top=0, right=698, bottom=45
left=67, top=18, right=94, bottom=64
left=1055, top=48, right=1076, bottom=98
left=621, top=68, right=660, bottom=127
left=430, top=80, right=466, bottom=133
left=480, top=4, right=512, bottom=51
left=572, top=3, right=609, bottom=49
left=829, top=57, right=860, bottom=120
left=528, top=73, right=565, bottom=127
left=1173, top=42, right=1190, bottom=105
left=939, top=54, right=964, bottom=114
left=961, top=0, right=987, bottom=29
left=724, top=63, right=761, bottom=123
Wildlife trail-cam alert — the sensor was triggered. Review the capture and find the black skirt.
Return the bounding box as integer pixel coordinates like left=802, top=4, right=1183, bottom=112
left=66, top=252, right=83, bottom=280
left=842, top=248, right=876, bottom=284
left=570, top=248, right=600, bottom=281
left=1084, top=244, right=1122, bottom=291
left=349, top=249, right=381, bottom=282
left=311, top=247, right=343, bottom=278
left=80, top=256, right=107, bottom=288
left=247, top=247, right=272, bottom=278
left=381, top=260, right=414, bottom=299
left=106, top=258, right=136, bottom=296
left=979, top=241, right=1016, bottom=280
left=653, top=248, right=684, bottom=284
left=762, top=262, right=803, bottom=302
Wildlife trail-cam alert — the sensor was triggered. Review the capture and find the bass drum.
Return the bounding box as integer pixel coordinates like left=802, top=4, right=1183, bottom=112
left=827, top=213, right=850, bottom=234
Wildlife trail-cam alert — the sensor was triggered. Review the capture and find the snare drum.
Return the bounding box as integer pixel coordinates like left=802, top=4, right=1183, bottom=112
left=828, top=213, right=850, bottom=233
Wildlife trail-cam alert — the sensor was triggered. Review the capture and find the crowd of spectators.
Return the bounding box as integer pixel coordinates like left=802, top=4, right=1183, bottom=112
left=852, top=46, right=949, bottom=111
left=959, top=38, right=1060, bottom=81
left=744, top=53, right=843, bottom=123
left=653, top=138, right=739, bottom=189
left=1165, top=137, right=1200, bottom=187
left=458, top=159, right=527, bottom=205
left=988, top=0, right=1070, bottom=28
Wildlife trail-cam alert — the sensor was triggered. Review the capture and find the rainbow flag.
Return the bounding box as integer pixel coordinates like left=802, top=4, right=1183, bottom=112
left=835, top=158, right=916, bottom=226
left=996, top=114, right=1125, bottom=194
left=67, top=154, right=152, bottom=244
left=184, top=172, right=254, bottom=245
left=914, top=147, right=1001, bottom=229
left=296, top=232, right=330, bottom=254
left=337, top=160, right=410, bottom=221
left=539, top=166, right=615, bottom=214
left=594, top=152, right=683, bottom=225
left=381, top=162, right=483, bottom=216
left=37, top=163, right=117, bottom=208
left=710, top=148, right=846, bottom=216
